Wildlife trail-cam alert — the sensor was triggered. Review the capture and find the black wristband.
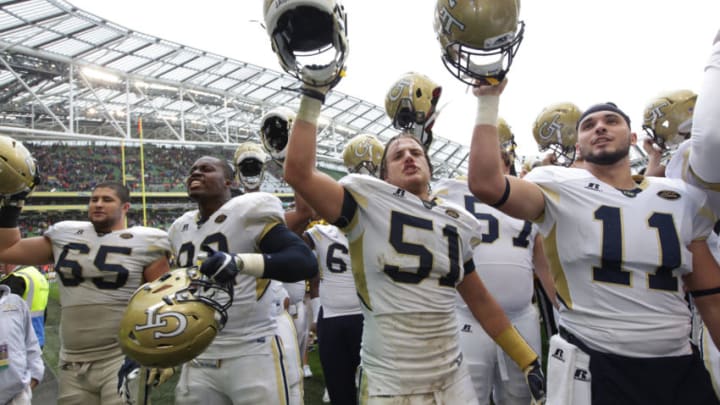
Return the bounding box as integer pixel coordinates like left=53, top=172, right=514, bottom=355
left=0, top=205, right=22, bottom=228
left=299, top=88, right=326, bottom=103
left=690, top=286, right=720, bottom=298
left=490, top=177, right=511, bottom=208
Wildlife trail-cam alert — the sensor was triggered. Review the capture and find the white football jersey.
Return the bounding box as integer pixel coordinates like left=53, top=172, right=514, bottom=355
left=305, top=223, right=361, bottom=318
left=434, top=178, right=537, bottom=315
left=338, top=174, right=481, bottom=396
left=667, top=140, right=720, bottom=220
left=168, top=192, right=285, bottom=359
left=283, top=280, right=306, bottom=305
left=44, top=221, right=170, bottom=362
left=526, top=166, right=715, bottom=357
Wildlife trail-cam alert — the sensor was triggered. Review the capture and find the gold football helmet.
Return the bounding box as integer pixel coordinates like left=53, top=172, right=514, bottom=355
left=434, top=0, right=524, bottom=86
left=260, top=107, right=296, bottom=165
left=234, top=142, right=268, bottom=192
left=384, top=72, right=442, bottom=148
left=118, top=267, right=233, bottom=368
left=263, top=0, right=349, bottom=87
left=0, top=135, right=38, bottom=196
left=642, top=89, right=696, bottom=150
left=532, top=102, right=582, bottom=167
left=342, top=133, right=384, bottom=176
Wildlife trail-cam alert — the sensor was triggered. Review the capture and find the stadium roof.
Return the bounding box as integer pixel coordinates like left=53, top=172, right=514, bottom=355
left=0, top=0, right=470, bottom=178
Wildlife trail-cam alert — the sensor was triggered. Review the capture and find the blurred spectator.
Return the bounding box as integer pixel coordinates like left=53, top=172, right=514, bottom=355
left=0, top=284, right=44, bottom=405
left=0, top=264, right=49, bottom=348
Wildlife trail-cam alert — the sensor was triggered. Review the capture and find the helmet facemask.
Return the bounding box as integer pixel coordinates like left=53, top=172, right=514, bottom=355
left=532, top=103, right=581, bottom=167
left=440, top=21, right=524, bottom=86
left=118, top=268, right=234, bottom=368
left=237, top=158, right=266, bottom=192
left=385, top=74, right=442, bottom=149
left=265, top=0, right=349, bottom=87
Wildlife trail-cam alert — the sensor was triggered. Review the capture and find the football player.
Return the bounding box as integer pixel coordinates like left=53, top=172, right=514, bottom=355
left=282, top=65, right=542, bottom=405
left=434, top=142, right=556, bottom=405
left=169, top=155, right=317, bottom=405
left=0, top=162, right=171, bottom=405
left=469, top=80, right=720, bottom=405
left=302, top=133, right=383, bottom=404
left=663, top=31, right=720, bottom=399
left=234, top=139, right=315, bottom=404
left=285, top=90, right=544, bottom=403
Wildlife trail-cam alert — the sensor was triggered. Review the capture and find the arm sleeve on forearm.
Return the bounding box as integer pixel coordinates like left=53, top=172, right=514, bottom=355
left=259, top=223, right=318, bottom=282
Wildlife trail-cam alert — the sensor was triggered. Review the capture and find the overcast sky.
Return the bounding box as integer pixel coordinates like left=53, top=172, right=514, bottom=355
left=70, top=0, right=720, bottom=158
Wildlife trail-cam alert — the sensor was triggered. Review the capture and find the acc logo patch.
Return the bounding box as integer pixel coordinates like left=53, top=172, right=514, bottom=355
left=445, top=209, right=460, bottom=219
left=657, top=190, right=681, bottom=200
left=120, top=233, right=134, bottom=239
left=215, top=214, right=227, bottom=224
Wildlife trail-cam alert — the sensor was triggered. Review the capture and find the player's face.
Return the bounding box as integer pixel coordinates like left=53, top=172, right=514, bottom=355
left=88, top=187, right=127, bottom=232
left=186, top=157, right=230, bottom=201
left=383, top=137, right=431, bottom=197
left=577, top=111, right=634, bottom=166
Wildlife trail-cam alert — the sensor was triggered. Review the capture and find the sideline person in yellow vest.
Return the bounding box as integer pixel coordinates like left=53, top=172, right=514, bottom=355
left=0, top=263, right=50, bottom=348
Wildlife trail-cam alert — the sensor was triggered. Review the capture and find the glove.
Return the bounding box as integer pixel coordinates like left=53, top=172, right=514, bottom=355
left=117, top=357, right=141, bottom=405
left=199, top=248, right=240, bottom=284
left=524, top=359, right=546, bottom=404
left=147, top=367, right=175, bottom=387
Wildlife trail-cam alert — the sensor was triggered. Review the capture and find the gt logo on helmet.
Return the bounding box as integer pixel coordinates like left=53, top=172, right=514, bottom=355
left=134, top=303, right=188, bottom=339
left=537, top=115, right=566, bottom=144
left=436, top=6, right=465, bottom=34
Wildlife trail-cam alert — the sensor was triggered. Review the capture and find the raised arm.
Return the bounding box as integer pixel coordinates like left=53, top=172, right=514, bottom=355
left=283, top=91, right=346, bottom=224
left=467, top=80, right=546, bottom=222
left=689, top=33, right=720, bottom=183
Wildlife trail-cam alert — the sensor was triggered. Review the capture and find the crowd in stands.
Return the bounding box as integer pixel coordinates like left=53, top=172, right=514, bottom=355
left=27, top=143, right=219, bottom=192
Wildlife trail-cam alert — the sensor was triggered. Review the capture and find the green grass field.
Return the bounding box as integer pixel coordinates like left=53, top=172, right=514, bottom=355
left=44, top=282, right=328, bottom=404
